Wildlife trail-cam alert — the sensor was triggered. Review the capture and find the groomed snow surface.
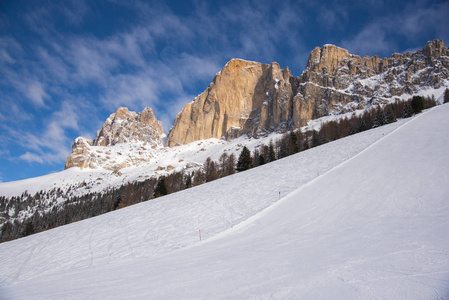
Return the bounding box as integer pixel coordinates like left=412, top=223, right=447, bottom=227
left=1, top=104, right=449, bottom=299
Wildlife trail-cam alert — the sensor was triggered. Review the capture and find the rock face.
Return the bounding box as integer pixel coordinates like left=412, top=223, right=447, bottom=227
left=94, top=107, right=163, bottom=146
left=65, top=107, right=164, bottom=169
left=64, top=137, right=93, bottom=169
left=167, top=39, right=449, bottom=146
left=166, top=59, right=295, bottom=146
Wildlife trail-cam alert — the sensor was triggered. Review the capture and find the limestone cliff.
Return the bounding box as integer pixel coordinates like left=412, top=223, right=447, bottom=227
left=65, top=107, right=164, bottom=169
left=167, top=39, right=449, bottom=147
left=166, top=59, right=295, bottom=147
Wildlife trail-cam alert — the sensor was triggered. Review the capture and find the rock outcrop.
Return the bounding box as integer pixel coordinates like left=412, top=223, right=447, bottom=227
left=166, top=59, right=295, bottom=147
left=94, top=107, right=163, bottom=146
left=65, top=107, right=164, bottom=169
left=64, top=137, right=93, bottom=169
left=167, top=39, right=449, bottom=146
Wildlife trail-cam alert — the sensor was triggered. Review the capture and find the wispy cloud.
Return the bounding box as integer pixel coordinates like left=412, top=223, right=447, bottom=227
left=19, top=152, right=44, bottom=164
left=24, top=0, right=89, bottom=35
left=9, top=100, right=87, bottom=165
left=25, top=80, right=48, bottom=107
left=341, top=0, right=449, bottom=56
left=341, top=23, right=392, bottom=56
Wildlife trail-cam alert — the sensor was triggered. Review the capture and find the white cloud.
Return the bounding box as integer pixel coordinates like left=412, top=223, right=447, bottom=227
left=100, top=73, right=161, bottom=110
left=341, top=0, right=449, bottom=57
left=13, top=100, right=86, bottom=165
left=60, top=0, right=89, bottom=25
left=25, top=81, right=48, bottom=107
left=341, top=23, right=392, bottom=56
left=400, top=1, right=449, bottom=39
left=20, top=152, right=44, bottom=164
left=0, top=37, right=22, bottom=65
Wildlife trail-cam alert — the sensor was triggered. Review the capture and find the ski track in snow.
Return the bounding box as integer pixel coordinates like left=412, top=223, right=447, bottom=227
left=1, top=105, right=449, bottom=299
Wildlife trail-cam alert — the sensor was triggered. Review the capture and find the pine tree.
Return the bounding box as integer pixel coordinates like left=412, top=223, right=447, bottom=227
left=225, top=153, right=236, bottom=176
left=153, top=177, right=168, bottom=198
left=252, top=148, right=261, bottom=167
left=288, top=131, right=299, bottom=154
left=185, top=172, right=192, bottom=189
left=411, top=96, right=424, bottom=114
left=22, top=220, right=35, bottom=237
left=384, top=105, right=397, bottom=124
left=236, top=146, right=252, bottom=172
left=278, top=135, right=289, bottom=159
left=218, top=152, right=229, bottom=177
left=268, top=140, right=276, bottom=162
left=193, top=170, right=206, bottom=186
left=402, top=103, right=414, bottom=118
left=204, top=157, right=219, bottom=182
left=444, top=88, right=449, bottom=104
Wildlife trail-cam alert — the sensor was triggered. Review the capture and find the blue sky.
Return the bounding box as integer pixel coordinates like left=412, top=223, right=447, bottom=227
left=0, top=0, right=448, bottom=183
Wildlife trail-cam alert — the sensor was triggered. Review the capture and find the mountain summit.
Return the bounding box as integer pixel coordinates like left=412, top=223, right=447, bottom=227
left=65, top=107, right=164, bottom=169
left=166, top=59, right=295, bottom=146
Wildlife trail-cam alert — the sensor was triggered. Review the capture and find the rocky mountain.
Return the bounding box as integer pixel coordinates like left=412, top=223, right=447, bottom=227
left=65, top=107, right=164, bottom=169
left=166, top=39, right=448, bottom=146
left=166, top=59, right=296, bottom=147
left=65, top=39, right=448, bottom=169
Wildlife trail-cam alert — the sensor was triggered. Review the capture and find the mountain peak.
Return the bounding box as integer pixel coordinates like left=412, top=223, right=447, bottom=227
left=94, top=107, right=163, bottom=147
left=306, top=44, right=351, bottom=73
left=424, top=39, right=446, bottom=58
left=65, top=107, right=164, bottom=169
left=165, top=57, right=293, bottom=147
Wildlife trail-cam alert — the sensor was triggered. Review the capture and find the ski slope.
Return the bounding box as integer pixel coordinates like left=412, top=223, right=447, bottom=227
left=1, top=104, right=449, bottom=299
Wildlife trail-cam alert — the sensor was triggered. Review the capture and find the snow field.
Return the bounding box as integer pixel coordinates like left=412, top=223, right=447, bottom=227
left=1, top=104, right=449, bottom=299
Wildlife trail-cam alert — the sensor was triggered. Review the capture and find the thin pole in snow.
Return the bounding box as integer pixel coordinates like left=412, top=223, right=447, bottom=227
left=279, top=191, right=280, bottom=200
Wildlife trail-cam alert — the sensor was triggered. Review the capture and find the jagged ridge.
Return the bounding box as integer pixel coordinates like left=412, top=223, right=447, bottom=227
left=166, top=39, right=449, bottom=146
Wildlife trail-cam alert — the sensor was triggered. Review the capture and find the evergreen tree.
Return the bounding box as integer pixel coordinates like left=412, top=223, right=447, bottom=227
left=288, top=131, right=299, bottom=154
left=268, top=140, right=276, bottom=162
left=252, top=148, right=261, bottom=167
left=384, top=105, right=397, bottom=124
left=411, top=96, right=424, bottom=114
left=218, top=152, right=229, bottom=177
left=225, top=153, right=236, bottom=176
left=236, top=146, right=252, bottom=172
left=112, top=196, right=121, bottom=210
left=185, top=172, right=192, bottom=189
left=444, top=88, right=449, bottom=104
left=278, top=136, right=289, bottom=159
left=193, top=169, right=206, bottom=186
left=22, top=220, right=34, bottom=237
left=204, top=157, right=219, bottom=182
left=153, top=177, right=168, bottom=198
left=402, top=103, right=414, bottom=118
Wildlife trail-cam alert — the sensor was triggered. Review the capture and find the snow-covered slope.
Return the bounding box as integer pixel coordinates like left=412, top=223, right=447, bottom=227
left=1, top=104, right=448, bottom=299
